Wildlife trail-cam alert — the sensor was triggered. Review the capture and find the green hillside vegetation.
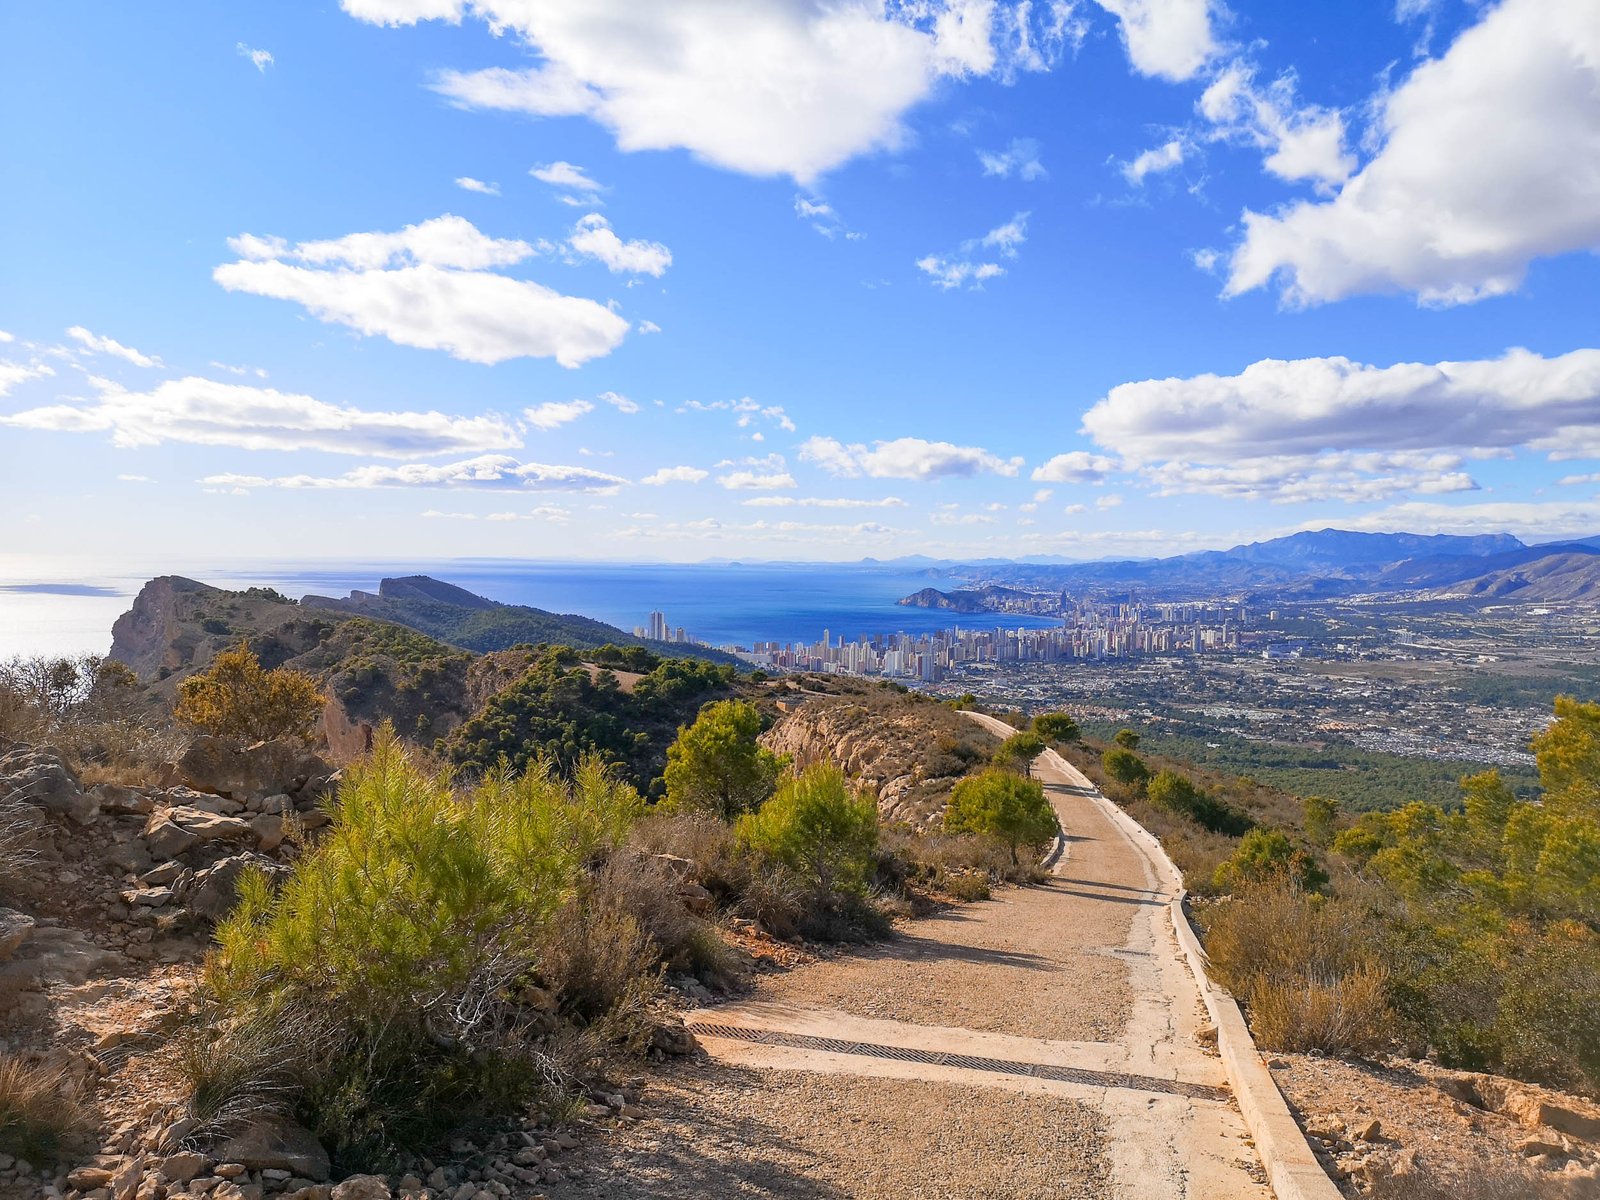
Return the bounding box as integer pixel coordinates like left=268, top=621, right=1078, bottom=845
left=443, top=644, right=740, bottom=796
left=1083, top=696, right=1600, bottom=1098
left=1081, top=719, right=1540, bottom=810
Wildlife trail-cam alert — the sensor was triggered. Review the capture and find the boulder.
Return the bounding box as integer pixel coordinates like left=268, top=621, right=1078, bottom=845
left=250, top=813, right=287, bottom=853
left=1502, top=1087, right=1600, bottom=1142
left=159, top=1152, right=209, bottom=1185
left=330, top=1175, right=391, bottom=1200
left=0, top=908, right=35, bottom=960
left=163, top=737, right=332, bottom=802
left=0, top=746, right=96, bottom=824
left=93, top=784, right=153, bottom=816
left=180, top=853, right=282, bottom=922
left=143, top=817, right=200, bottom=860
left=159, top=807, right=255, bottom=845
left=215, top=1121, right=330, bottom=1183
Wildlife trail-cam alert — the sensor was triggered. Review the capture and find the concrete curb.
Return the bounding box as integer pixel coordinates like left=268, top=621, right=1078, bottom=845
left=1037, top=747, right=1342, bottom=1200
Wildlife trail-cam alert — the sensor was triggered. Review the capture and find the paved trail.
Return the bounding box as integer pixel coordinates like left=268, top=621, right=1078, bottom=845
left=550, top=714, right=1272, bottom=1199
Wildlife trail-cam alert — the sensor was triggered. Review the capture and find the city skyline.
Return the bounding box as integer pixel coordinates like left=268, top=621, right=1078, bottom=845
left=3, top=1, right=1600, bottom=567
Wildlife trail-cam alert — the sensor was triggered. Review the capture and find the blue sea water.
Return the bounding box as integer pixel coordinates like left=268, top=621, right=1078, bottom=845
left=0, top=559, right=1062, bottom=658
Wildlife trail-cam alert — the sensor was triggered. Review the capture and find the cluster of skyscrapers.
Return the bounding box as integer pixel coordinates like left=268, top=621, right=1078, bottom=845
left=742, top=603, right=1248, bottom=682
left=635, top=610, right=695, bottom=645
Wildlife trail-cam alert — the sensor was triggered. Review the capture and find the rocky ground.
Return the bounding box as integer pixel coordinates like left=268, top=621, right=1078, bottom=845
left=1272, top=1052, right=1600, bottom=1198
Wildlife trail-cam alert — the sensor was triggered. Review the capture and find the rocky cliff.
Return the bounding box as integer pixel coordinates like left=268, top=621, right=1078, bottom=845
left=760, top=686, right=998, bottom=825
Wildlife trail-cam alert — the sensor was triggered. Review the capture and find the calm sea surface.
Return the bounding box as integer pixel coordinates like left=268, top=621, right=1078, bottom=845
left=0, top=559, right=1061, bottom=659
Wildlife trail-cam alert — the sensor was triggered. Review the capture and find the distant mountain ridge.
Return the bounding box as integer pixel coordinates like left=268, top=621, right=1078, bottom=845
left=932, top=528, right=1600, bottom=601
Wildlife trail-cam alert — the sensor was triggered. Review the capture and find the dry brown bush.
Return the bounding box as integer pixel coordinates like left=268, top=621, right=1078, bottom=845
left=1203, top=878, right=1396, bottom=1058
left=0, top=1053, right=95, bottom=1164
left=590, top=851, right=740, bottom=988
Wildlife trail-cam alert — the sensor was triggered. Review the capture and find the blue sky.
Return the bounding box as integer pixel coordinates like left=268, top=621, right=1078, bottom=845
left=2, top=0, right=1599, bottom=566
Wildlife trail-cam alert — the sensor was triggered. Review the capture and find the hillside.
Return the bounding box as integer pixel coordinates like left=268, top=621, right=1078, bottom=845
left=1432, top=550, right=1600, bottom=602
left=302, top=575, right=740, bottom=664
left=105, top=576, right=748, bottom=769
left=949, top=528, right=1534, bottom=597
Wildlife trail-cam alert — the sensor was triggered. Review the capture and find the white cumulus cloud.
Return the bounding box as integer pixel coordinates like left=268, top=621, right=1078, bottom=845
left=1225, top=0, right=1600, bottom=306
left=566, top=213, right=672, bottom=276
left=523, top=399, right=594, bottom=430
left=800, top=435, right=1022, bottom=480
left=1122, top=139, right=1184, bottom=185
left=66, top=326, right=163, bottom=368
left=205, top=454, right=626, bottom=493
left=1032, top=452, right=1119, bottom=483
left=455, top=176, right=500, bottom=195
left=0, top=376, right=522, bottom=457
left=349, top=1, right=1071, bottom=183
left=1091, top=0, right=1217, bottom=82
left=641, top=465, right=709, bottom=486
left=213, top=214, right=629, bottom=367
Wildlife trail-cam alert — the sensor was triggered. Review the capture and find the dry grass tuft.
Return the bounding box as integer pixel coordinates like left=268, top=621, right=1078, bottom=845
left=1202, top=878, right=1395, bottom=1058
left=0, top=1053, right=96, bottom=1163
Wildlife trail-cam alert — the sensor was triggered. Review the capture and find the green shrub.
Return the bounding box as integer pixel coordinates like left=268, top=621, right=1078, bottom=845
left=1101, top=747, right=1149, bottom=791
left=1032, top=712, right=1080, bottom=744
left=663, top=700, right=783, bottom=821
left=944, top=768, right=1057, bottom=865
left=175, top=643, right=324, bottom=743
left=944, top=873, right=992, bottom=902
left=1147, top=769, right=1253, bottom=837
left=1212, top=828, right=1326, bottom=892
left=1113, top=727, right=1141, bottom=750
left=185, top=729, right=646, bottom=1170
left=737, top=763, right=878, bottom=898
left=992, top=730, right=1045, bottom=770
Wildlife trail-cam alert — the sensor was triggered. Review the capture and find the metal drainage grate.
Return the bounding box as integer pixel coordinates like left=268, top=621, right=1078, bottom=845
left=688, top=1022, right=1228, bottom=1102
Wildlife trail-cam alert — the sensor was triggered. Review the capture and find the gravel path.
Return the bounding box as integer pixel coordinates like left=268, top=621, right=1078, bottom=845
left=550, top=713, right=1271, bottom=1199
left=545, top=1064, right=1112, bottom=1200
left=756, top=871, right=1136, bottom=1043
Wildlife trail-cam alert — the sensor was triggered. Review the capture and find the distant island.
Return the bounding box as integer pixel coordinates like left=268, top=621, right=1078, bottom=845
left=897, top=584, right=1047, bottom=614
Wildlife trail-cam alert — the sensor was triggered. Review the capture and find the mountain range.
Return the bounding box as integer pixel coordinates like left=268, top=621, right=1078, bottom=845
left=923, top=529, right=1600, bottom=603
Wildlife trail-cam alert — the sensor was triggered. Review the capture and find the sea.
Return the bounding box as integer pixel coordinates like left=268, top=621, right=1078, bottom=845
left=0, top=557, right=1063, bottom=660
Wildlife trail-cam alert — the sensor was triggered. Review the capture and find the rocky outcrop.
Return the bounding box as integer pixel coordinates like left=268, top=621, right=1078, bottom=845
left=0, top=744, right=97, bottom=824
left=160, top=736, right=333, bottom=802
left=761, top=693, right=997, bottom=825
left=108, top=576, right=228, bottom=680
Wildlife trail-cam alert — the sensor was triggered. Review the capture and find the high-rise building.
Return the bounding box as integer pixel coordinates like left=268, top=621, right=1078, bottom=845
left=647, top=611, right=666, bottom=641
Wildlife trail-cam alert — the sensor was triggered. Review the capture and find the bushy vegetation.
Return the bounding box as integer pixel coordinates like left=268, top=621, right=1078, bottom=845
left=944, top=768, right=1058, bottom=865
left=737, top=763, right=878, bottom=899
left=444, top=645, right=735, bottom=795
left=0, top=652, right=178, bottom=777
left=1031, top=711, right=1080, bottom=744
left=183, top=730, right=656, bottom=1169
left=1204, top=880, right=1393, bottom=1057
left=992, top=730, right=1045, bottom=770
left=0, top=1053, right=93, bottom=1164
left=1201, top=696, right=1600, bottom=1095
left=664, top=700, right=784, bottom=820
left=175, top=644, right=324, bottom=743
left=1146, top=769, right=1253, bottom=837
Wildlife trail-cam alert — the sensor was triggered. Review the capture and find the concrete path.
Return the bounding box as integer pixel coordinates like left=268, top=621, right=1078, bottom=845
left=686, top=712, right=1272, bottom=1200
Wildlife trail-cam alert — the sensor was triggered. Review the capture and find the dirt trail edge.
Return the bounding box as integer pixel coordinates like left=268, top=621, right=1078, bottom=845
left=660, top=711, right=1274, bottom=1199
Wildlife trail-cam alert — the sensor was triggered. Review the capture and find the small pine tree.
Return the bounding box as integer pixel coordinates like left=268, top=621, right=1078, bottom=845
left=175, top=644, right=324, bottom=743
left=1032, top=712, right=1080, bottom=744
left=737, top=762, right=878, bottom=897
left=662, top=700, right=783, bottom=821
left=944, top=768, right=1058, bottom=864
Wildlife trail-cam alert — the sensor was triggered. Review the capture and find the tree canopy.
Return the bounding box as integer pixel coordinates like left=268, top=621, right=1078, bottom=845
left=175, top=644, right=324, bottom=743
left=944, top=768, right=1058, bottom=864
left=662, top=699, right=783, bottom=821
